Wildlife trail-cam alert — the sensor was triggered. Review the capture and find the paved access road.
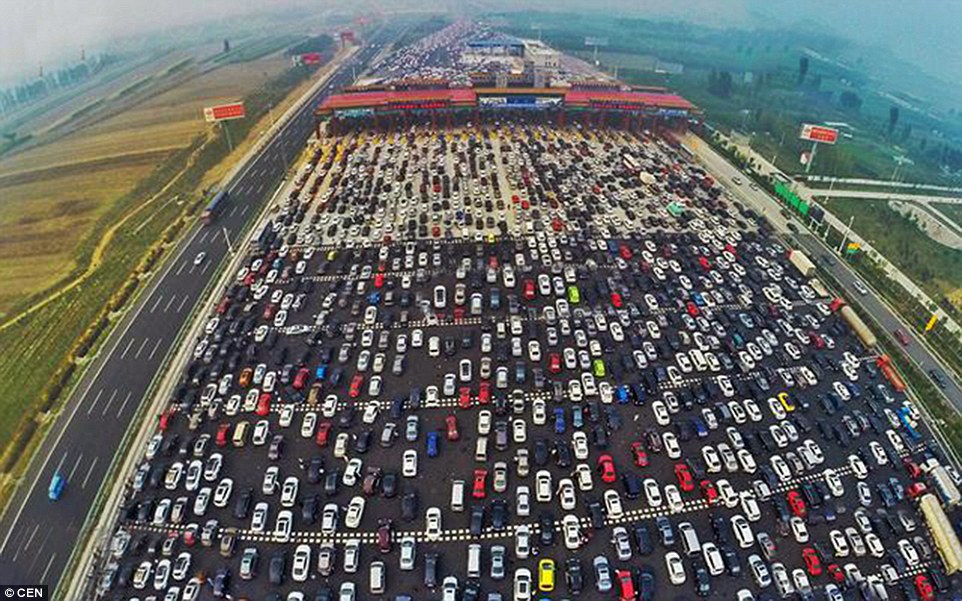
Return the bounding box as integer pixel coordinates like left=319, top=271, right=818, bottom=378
left=691, top=139, right=962, bottom=419
left=0, top=33, right=389, bottom=591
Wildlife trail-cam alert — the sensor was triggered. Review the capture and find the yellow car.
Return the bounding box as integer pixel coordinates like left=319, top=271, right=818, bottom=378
left=538, top=558, right=555, bottom=592
left=777, top=391, right=796, bottom=413
left=567, top=285, right=581, bottom=304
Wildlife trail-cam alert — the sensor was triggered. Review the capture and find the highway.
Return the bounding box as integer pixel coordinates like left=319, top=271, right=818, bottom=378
left=691, top=138, right=962, bottom=417
left=0, top=33, right=387, bottom=590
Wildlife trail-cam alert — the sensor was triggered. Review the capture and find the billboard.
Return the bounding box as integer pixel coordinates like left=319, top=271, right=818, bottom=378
left=301, top=52, right=323, bottom=64
left=584, top=36, right=609, bottom=46
left=478, top=96, right=562, bottom=110
left=799, top=123, right=839, bottom=144
left=204, top=102, right=246, bottom=123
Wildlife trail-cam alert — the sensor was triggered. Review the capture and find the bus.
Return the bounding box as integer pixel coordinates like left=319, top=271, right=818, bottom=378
left=49, top=471, right=65, bottom=501
left=898, top=406, right=922, bottom=442
left=201, top=190, right=229, bottom=225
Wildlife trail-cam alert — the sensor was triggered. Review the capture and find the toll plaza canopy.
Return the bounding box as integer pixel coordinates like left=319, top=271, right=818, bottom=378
left=315, top=82, right=699, bottom=120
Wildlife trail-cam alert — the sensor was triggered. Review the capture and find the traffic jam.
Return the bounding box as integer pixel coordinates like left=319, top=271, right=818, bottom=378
left=94, top=111, right=962, bottom=601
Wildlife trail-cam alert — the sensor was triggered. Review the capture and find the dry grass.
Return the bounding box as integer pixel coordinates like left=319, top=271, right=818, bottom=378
left=0, top=51, right=293, bottom=316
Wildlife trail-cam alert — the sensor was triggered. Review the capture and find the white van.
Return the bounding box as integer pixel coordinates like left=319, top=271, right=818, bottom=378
left=467, top=543, right=482, bottom=578
left=451, top=480, right=465, bottom=512
left=679, top=522, right=701, bottom=556
left=475, top=436, right=488, bottom=462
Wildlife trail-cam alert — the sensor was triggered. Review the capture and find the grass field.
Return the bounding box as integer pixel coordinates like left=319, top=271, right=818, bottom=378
left=0, top=50, right=294, bottom=318
left=821, top=197, right=962, bottom=301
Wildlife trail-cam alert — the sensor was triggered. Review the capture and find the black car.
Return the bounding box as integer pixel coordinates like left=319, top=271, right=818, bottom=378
left=565, top=557, right=584, bottom=594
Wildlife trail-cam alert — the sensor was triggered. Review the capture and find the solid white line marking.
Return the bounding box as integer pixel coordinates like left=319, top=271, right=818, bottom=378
left=176, top=295, right=189, bottom=312
left=86, top=388, right=105, bottom=415
left=164, top=295, right=176, bottom=312
left=81, top=457, right=100, bottom=489
left=149, top=295, right=163, bottom=313
left=117, top=391, right=132, bottom=417
left=228, top=206, right=238, bottom=217
left=21, top=523, right=39, bottom=554
left=199, top=230, right=210, bottom=244
left=119, top=338, right=134, bottom=359
left=175, top=261, right=187, bottom=276
left=201, top=260, right=212, bottom=275
left=148, top=338, right=164, bottom=361
left=134, top=338, right=149, bottom=359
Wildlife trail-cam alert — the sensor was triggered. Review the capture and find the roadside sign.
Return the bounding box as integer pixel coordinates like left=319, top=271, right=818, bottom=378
left=799, top=123, right=839, bottom=144
left=925, top=313, right=939, bottom=332
left=204, top=102, right=246, bottom=123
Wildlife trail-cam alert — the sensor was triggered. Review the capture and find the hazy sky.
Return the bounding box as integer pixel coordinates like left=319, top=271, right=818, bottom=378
left=3, top=0, right=961, bottom=87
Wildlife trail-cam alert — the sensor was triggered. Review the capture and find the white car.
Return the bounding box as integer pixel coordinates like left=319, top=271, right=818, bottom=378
left=666, top=551, right=686, bottom=585
left=292, top=544, right=311, bottom=582
left=402, top=450, right=418, bottom=477
left=426, top=507, right=442, bottom=540
left=345, top=496, right=365, bottom=529
left=535, top=470, right=553, bottom=502
left=563, top=514, right=581, bottom=550
left=558, top=478, right=577, bottom=510
left=280, top=476, right=298, bottom=508
left=604, top=489, right=624, bottom=519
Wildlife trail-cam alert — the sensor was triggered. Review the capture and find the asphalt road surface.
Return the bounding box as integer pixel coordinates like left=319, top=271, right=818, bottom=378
left=0, top=32, right=388, bottom=591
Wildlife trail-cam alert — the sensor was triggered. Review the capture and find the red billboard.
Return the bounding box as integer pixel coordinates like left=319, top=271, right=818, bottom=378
left=204, top=102, right=246, bottom=123
left=301, top=52, right=323, bottom=65
left=799, top=123, right=839, bottom=144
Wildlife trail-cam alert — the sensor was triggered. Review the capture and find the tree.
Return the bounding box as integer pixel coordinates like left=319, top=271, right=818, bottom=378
left=708, top=71, right=733, bottom=98
left=920, top=137, right=928, bottom=152
left=798, top=56, right=809, bottom=84
left=888, top=106, right=900, bottom=136
left=839, top=91, right=862, bottom=110
left=809, top=74, right=822, bottom=91
left=223, top=39, right=231, bottom=53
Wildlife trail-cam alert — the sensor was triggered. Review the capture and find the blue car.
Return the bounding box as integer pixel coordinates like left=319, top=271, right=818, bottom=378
left=426, top=432, right=440, bottom=457
left=615, top=385, right=630, bottom=404
left=48, top=471, right=65, bottom=501
left=554, top=408, right=566, bottom=434
left=367, top=291, right=381, bottom=305
left=315, top=364, right=329, bottom=380
left=571, top=406, right=584, bottom=429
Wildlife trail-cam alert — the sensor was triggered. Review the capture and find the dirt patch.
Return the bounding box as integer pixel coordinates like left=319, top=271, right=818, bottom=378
left=889, top=200, right=962, bottom=250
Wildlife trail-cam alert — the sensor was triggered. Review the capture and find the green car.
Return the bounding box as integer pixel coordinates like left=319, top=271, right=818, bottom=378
left=592, top=359, right=606, bottom=378
left=567, top=285, right=580, bottom=304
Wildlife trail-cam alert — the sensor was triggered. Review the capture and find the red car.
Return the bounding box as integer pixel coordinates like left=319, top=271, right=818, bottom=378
left=616, top=569, right=636, bottom=601
left=630, top=442, right=649, bottom=467
left=182, top=523, right=198, bottom=547
left=618, top=245, right=632, bottom=260
left=802, top=548, right=822, bottom=576
left=215, top=423, right=231, bottom=447
left=349, top=374, right=364, bottom=399
left=907, top=482, right=928, bottom=499
left=597, top=454, right=617, bottom=484
left=472, top=469, right=488, bottom=499
left=445, top=415, right=460, bottom=441
left=915, top=575, right=935, bottom=601
left=315, top=421, right=332, bottom=447
left=700, top=480, right=719, bottom=504
left=686, top=301, right=699, bottom=317
left=674, top=463, right=694, bottom=492
left=548, top=353, right=561, bottom=374
left=522, top=280, right=536, bottom=301
left=786, top=490, right=807, bottom=518
left=478, top=381, right=491, bottom=404
left=374, top=273, right=385, bottom=289
left=904, top=458, right=922, bottom=479
left=827, top=564, right=844, bottom=584
left=255, top=393, right=272, bottom=417
left=610, top=292, right=623, bottom=308
left=458, top=387, right=472, bottom=409
left=262, top=303, right=276, bottom=320
left=159, top=409, right=175, bottom=432
left=292, top=368, right=310, bottom=390
left=895, top=329, right=911, bottom=346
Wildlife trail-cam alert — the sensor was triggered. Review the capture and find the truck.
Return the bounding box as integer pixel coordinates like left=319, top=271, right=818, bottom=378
left=924, top=462, right=962, bottom=507
left=918, top=493, right=962, bottom=574
left=201, top=190, right=229, bottom=225
left=839, top=305, right=877, bottom=349
left=787, top=249, right=815, bottom=278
